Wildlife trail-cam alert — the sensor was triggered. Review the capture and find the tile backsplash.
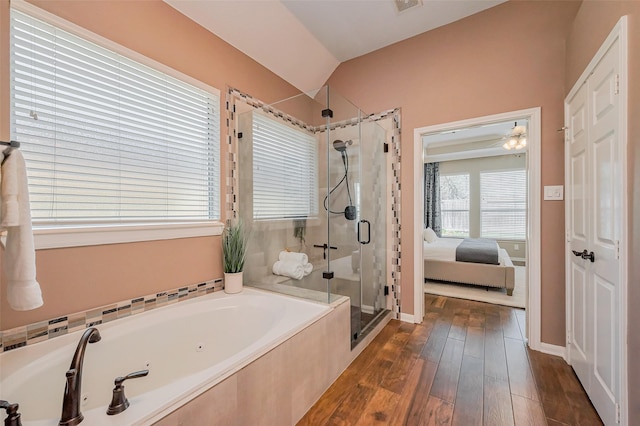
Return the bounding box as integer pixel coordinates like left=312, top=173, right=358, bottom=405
left=0, top=278, right=224, bottom=353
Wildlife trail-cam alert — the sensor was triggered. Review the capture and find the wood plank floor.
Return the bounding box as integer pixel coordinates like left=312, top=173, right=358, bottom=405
left=298, top=294, right=602, bottom=425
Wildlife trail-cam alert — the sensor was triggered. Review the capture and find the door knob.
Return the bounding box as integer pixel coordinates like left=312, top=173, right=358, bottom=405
left=582, top=251, right=595, bottom=263
left=571, top=249, right=595, bottom=263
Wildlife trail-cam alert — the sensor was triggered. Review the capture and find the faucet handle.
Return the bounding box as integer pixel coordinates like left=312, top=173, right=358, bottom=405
left=106, top=370, right=149, bottom=415
left=114, top=370, right=149, bottom=387
left=0, top=400, right=22, bottom=426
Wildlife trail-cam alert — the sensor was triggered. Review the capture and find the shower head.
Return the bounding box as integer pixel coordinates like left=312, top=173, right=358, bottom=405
left=333, top=139, right=352, bottom=152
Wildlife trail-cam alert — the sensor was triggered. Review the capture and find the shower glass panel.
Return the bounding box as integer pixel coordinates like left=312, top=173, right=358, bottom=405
left=237, top=86, right=388, bottom=344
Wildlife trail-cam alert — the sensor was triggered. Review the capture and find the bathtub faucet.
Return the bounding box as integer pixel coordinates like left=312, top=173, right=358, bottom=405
left=0, top=400, right=22, bottom=426
left=59, top=327, right=101, bottom=426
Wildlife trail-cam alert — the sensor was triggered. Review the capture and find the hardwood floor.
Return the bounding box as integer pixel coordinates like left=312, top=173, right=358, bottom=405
left=298, top=294, right=602, bottom=425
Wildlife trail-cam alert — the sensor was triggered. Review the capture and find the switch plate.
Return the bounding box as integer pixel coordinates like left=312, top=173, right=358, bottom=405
left=544, top=185, right=564, bottom=201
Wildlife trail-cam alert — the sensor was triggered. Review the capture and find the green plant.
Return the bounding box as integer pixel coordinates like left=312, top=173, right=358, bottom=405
left=293, top=218, right=306, bottom=244
left=222, top=220, right=248, bottom=273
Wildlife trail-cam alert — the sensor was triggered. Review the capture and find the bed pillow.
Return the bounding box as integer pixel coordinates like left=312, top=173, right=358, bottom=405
left=423, top=227, right=438, bottom=243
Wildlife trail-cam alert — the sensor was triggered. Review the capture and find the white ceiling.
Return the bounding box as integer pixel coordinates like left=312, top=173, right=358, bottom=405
left=164, top=0, right=506, bottom=93
left=423, top=119, right=528, bottom=162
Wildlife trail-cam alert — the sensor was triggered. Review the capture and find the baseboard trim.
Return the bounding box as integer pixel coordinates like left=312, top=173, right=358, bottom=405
left=400, top=312, right=416, bottom=323
left=536, top=342, right=567, bottom=360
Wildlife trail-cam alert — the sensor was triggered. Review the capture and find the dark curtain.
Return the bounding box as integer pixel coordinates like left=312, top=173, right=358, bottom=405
left=424, top=162, right=441, bottom=236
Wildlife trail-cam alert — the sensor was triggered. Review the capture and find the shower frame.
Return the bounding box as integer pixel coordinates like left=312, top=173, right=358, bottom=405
left=225, top=86, right=402, bottom=343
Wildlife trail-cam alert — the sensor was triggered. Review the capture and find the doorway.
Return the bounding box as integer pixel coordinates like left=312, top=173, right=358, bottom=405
left=413, top=108, right=543, bottom=350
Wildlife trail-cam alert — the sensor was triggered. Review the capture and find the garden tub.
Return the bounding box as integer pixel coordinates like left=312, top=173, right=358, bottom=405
left=0, top=288, right=331, bottom=425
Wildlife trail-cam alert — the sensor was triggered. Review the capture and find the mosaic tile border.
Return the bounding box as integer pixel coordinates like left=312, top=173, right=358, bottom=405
left=225, top=88, right=402, bottom=318
left=388, top=111, right=402, bottom=319
left=0, top=278, right=224, bottom=353
left=228, top=87, right=316, bottom=133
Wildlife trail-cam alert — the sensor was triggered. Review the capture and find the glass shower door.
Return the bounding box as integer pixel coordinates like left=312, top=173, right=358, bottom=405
left=357, top=119, right=387, bottom=336
left=325, top=107, right=387, bottom=342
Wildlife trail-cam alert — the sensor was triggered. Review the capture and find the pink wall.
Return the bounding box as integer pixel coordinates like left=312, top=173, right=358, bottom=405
left=0, top=0, right=300, bottom=329
left=327, top=0, right=581, bottom=346
left=565, top=1, right=640, bottom=421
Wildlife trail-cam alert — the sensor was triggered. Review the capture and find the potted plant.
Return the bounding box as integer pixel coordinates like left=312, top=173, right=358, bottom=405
left=222, top=220, right=248, bottom=294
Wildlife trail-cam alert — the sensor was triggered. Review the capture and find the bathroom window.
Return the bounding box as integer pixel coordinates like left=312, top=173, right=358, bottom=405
left=439, top=173, right=470, bottom=237
left=9, top=8, right=221, bottom=246
left=480, top=169, right=527, bottom=240
left=252, top=113, right=318, bottom=220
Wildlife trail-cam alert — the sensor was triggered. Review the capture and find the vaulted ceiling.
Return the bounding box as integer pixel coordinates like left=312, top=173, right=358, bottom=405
left=164, top=0, right=506, bottom=93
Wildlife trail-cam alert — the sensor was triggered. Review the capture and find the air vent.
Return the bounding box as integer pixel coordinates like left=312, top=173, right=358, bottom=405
left=394, top=0, right=423, bottom=13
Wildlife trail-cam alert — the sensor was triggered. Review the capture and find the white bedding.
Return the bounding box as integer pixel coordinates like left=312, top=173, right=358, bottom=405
left=424, top=238, right=508, bottom=265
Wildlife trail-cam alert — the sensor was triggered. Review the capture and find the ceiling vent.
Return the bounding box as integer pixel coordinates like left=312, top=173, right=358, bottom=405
left=394, top=0, right=423, bottom=14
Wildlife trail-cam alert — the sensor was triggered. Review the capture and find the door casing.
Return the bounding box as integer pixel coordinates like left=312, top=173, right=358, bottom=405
left=413, top=107, right=543, bottom=351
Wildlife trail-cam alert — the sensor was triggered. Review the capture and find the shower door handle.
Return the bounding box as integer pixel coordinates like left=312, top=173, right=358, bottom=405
left=358, top=220, right=371, bottom=245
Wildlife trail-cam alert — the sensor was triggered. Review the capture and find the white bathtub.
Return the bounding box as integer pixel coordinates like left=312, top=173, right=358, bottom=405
left=0, top=288, right=331, bottom=425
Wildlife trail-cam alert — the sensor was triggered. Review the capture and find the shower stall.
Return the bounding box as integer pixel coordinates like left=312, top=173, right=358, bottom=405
left=232, top=86, right=391, bottom=344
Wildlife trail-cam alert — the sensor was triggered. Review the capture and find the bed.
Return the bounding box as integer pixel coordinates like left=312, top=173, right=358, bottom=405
left=423, top=229, right=515, bottom=296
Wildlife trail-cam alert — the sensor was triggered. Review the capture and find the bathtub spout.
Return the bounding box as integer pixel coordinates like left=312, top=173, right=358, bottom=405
left=0, top=400, right=22, bottom=426
left=59, top=327, right=101, bottom=426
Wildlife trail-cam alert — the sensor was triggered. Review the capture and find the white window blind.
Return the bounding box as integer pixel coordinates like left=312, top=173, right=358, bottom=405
left=480, top=169, right=526, bottom=239
left=9, top=9, right=220, bottom=225
left=440, top=174, right=469, bottom=237
left=252, top=113, right=318, bottom=220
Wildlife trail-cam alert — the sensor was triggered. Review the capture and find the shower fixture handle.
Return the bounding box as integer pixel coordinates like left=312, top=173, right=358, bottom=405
left=313, top=243, right=337, bottom=260
left=357, top=220, right=371, bottom=245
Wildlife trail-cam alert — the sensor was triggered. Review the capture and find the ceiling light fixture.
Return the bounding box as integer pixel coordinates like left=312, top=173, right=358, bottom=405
left=502, top=122, right=527, bottom=150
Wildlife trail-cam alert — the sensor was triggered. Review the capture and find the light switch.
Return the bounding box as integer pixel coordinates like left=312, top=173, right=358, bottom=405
left=544, top=185, right=564, bottom=201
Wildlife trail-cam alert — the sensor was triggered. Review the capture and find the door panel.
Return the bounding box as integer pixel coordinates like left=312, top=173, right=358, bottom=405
left=593, top=273, right=617, bottom=423
left=571, top=263, right=588, bottom=363
left=594, top=135, right=615, bottom=244
left=594, top=275, right=615, bottom=391
left=571, top=155, right=587, bottom=240
left=566, top=35, right=622, bottom=426
left=567, top=82, right=590, bottom=383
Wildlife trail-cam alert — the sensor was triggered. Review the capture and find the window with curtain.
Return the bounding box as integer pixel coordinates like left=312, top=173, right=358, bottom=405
left=480, top=169, right=526, bottom=239
left=439, top=173, right=469, bottom=237
left=9, top=9, right=220, bottom=225
left=252, top=113, right=318, bottom=220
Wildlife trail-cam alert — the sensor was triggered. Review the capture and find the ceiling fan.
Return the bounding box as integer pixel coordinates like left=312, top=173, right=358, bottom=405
left=501, top=122, right=527, bottom=150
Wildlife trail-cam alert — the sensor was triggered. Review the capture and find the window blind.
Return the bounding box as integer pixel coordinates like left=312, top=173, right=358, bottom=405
left=10, top=10, right=220, bottom=224
left=480, top=169, right=526, bottom=239
left=439, top=174, right=469, bottom=237
left=252, top=113, right=318, bottom=220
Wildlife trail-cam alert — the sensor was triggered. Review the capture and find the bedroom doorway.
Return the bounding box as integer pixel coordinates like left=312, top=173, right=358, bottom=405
left=413, top=108, right=543, bottom=350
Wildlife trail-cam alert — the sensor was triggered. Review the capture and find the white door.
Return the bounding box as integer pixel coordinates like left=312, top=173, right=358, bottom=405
left=566, top=36, right=623, bottom=425
left=566, top=81, right=590, bottom=385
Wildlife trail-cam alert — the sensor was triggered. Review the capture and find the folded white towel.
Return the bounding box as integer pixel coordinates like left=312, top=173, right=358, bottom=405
left=279, top=251, right=308, bottom=265
left=1, top=148, right=43, bottom=311
left=272, top=260, right=304, bottom=280
left=303, top=262, right=312, bottom=276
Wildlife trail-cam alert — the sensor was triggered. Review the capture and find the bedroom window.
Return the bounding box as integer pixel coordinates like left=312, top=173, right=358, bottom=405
left=252, top=112, right=318, bottom=220
left=439, top=173, right=469, bottom=237
left=9, top=9, right=221, bottom=233
left=480, top=169, right=526, bottom=240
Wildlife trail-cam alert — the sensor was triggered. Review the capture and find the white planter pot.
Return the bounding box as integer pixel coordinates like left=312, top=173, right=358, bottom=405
left=224, top=272, right=243, bottom=294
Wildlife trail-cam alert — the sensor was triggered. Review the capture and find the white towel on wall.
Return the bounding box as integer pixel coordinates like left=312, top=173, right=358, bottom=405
left=278, top=251, right=308, bottom=265
left=1, top=148, right=43, bottom=311
left=272, top=260, right=304, bottom=280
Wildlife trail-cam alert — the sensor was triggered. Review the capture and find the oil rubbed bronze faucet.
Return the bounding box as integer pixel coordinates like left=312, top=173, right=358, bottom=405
left=59, top=327, right=101, bottom=426
left=0, top=400, right=22, bottom=426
